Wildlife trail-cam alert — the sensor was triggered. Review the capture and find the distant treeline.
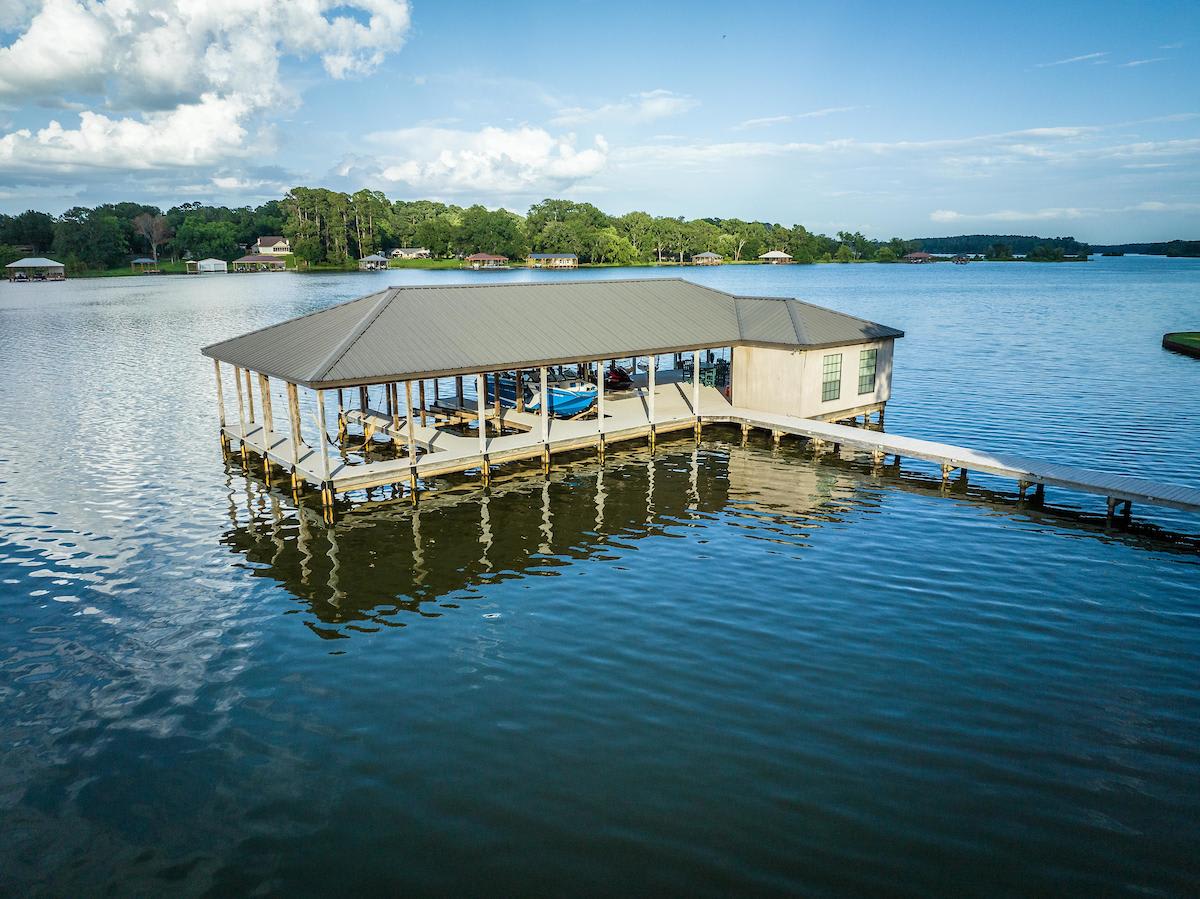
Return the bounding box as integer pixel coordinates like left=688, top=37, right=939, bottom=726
left=0, top=190, right=919, bottom=273
left=2, top=189, right=1193, bottom=274
left=1090, top=240, right=1200, bottom=257
left=910, top=234, right=1091, bottom=256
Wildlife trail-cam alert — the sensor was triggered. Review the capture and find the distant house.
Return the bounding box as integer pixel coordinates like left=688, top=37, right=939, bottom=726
left=5, top=257, right=66, bottom=281
left=463, top=253, right=509, bottom=270
left=391, top=247, right=431, bottom=259
left=233, top=254, right=287, bottom=272
left=692, top=251, right=723, bottom=266
left=359, top=253, right=389, bottom=271
left=759, top=250, right=793, bottom=264
left=186, top=258, right=228, bottom=274
left=903, top=251, right=933, bottom=264
left=253, top=236, right=291, bottom=256
left=527, top=252, right=578, bottom=269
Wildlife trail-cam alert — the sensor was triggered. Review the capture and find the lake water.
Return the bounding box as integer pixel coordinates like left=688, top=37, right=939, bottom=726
left=1, top=258, right=1198, bottom=895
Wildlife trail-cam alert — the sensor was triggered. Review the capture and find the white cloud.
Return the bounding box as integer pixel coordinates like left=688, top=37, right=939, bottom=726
left=344, top=125, right=609, bottom=196
left=1120, top=58, right=1166, bottom=68
left=733, top=107, right=860, bottom=130
left=931, top=201, right=1200, bottom=223
left=550, top=89, right=698, bottom=127
left=0, top=0, right=411, bottom=178
left=1035, top=51, right=1107, bottom=68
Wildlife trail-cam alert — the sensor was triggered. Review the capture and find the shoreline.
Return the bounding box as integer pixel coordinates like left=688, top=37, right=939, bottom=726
left=56, top=255, right=1096, bottom=280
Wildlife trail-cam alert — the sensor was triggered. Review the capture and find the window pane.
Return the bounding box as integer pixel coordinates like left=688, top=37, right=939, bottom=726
left=822, top=353, right=842, bottom=402
left=858, top=348, right=877, bottom=395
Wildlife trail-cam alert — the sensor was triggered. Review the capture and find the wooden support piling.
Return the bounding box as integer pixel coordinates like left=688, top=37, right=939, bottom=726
left=540, top=366, right=550, bottom=468
left=647, top=354, right=656, bottom=450
left=516, top=369, right=525, bottom=412
left=244, top=368, right=255, bottom=422
left=404, top=381, right=418, bottom=493
left=597, top=358, right=606, bottom=457
left=233, top=366, right=249, bottom=463
left=213, top=359, right=228, bottom=452
left=419, top=380, right=427, bottom=427
left=258, top=373, right=274, bottom=434
left=315, top=390, right=331, bottom=481
left=456, top=376, right=464, bottom=408
left=476, top=373, right=489, bottom=482
left=286, top=381, right=303, bottom=493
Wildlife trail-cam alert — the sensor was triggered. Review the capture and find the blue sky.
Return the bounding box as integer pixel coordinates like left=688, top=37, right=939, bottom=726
left=0, top=0, right=1196, bottom=241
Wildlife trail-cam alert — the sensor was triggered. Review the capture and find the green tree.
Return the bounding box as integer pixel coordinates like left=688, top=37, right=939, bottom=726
left=835, top=244, right=854, bottom=263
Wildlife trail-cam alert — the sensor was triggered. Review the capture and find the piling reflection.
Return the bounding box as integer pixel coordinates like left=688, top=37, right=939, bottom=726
left=219, top=438, right=882, bottom=635
left=220, top=435, right=1198, bottom=638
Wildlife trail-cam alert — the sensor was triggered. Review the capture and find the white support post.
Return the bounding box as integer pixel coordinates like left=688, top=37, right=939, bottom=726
left=213, top=359, right=226, bottom=430
left=540, top=366, right=549, bottom=444
left=647, top=353, right=656, bottom=428
left=286, top=381, right=303, bottom=493
left=244, top=368, right=255, bottom=422
left=692, top=349, right=702, bottom=440
left=314, top=390, right=331, bottom=480
left=258, top=373, right=274, bottom=434
left=476, top=374, right=487, bottom=455
left=405, top=381, right=418, bottom=461
left=286, top=382, right=302, bottom=468
left=597, top=359, right=605, bottom=439
left=233, top=366, right=248, bottom=452
left=405, top=380, right=419, bottom=492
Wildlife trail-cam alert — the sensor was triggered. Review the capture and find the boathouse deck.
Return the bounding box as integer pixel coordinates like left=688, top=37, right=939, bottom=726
left=220, top=372, right=1200, bottom=520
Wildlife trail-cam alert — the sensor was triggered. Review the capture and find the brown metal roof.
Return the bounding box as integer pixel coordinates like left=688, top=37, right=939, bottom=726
left=201, top=278, right=903, bottom=389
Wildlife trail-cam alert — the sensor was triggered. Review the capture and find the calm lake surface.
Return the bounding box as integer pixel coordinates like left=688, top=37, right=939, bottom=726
left=2, top=257, right=1198, bottom=895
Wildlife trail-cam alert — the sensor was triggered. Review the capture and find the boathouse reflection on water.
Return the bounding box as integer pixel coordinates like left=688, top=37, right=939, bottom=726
left=219, top=438, right=858, bottom=634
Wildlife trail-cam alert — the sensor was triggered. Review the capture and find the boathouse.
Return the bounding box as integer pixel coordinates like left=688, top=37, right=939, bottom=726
left=464, top=253, right=509, bottom=270
left=5, top=257, right=66, bottom=281
left=187, top=258, right=229, bottom=274
left=759, top=250, right=793, bottom=264
left=131, top=256, right=159, bottom=274
left=233, top=254, right=287, bottom=272
left=692, top=251, right=723, bottom=265
left=904, top=251, right=932, bottom=264
left=528, top=253, right=578, bottom=269
left=359, top=253, right=389, bottom=271
left=202, top=279, right=902, bottom=511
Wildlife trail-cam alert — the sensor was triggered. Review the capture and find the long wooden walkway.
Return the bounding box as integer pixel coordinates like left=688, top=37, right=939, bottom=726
left=711, top=408, right=1200, bottom=515
left=224, top=379, right=1200, bottom=520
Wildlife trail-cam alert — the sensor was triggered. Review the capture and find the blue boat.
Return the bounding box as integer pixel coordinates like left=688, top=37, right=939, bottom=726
left=490, top=374, right=596, bottom=417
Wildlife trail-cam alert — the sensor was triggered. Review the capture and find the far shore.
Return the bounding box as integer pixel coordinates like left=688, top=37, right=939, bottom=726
left=51, top=254, right=1097, bottom=280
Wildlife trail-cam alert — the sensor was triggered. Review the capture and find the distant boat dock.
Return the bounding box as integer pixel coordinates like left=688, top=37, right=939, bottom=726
left=202, top=280, right=1200, bottom=526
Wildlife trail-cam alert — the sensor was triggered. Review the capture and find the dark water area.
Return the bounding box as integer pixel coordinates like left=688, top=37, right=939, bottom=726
left=1, top=258, right=1198, bottom=895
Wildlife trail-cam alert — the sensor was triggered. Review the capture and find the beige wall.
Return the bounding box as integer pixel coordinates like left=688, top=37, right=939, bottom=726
left=732, top=339, right=894, bottom=419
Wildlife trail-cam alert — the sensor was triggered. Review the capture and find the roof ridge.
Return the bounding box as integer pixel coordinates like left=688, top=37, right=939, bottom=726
left=783, top=299, right=808, bottom=344
left=200, top=288, right=387, bottom=355
left=307, top=288, right=397, bottom=383
left=383, top=276, right=711, bottom=291
left=783, top=295, right=900, bottom=332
